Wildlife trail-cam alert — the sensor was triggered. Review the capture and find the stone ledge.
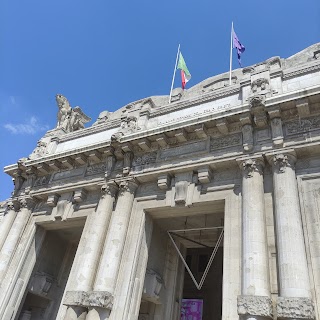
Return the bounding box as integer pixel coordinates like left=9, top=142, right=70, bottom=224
left=277, top=297, right=315, bottom=319
left=237, top=295, right=273, bottom=318
left=64, top=290, right=113, bottom=310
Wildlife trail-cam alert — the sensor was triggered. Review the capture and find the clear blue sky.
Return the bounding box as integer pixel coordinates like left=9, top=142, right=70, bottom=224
left=0, top=0, right=319, bottom=201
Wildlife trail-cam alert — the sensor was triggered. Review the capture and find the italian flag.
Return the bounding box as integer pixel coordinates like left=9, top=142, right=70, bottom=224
left=177, top=52, right=191, bottom=89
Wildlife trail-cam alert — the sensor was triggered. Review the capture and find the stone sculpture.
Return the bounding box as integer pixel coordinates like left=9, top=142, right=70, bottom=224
left=56, top=94, right=91, bottom=133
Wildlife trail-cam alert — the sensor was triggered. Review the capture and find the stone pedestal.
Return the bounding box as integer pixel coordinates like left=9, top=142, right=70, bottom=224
left=64, top=183, right=117, bottom=319
left=0, top=201, right=17, bottom=251
left=0, top=198, right=34, bottom=283
left=238, top=158, right=272, bottom=319
left=86, top=179, right=138, bottom=320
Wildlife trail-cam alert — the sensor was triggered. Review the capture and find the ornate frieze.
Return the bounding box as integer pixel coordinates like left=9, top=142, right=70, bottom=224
left=86, top=163, right=106, bottom=176
left=277, top=297, right=315, bottom=319
left=132, top=152, right=157, bottom=167
left=237, top=295, right=273, bottom=318
left=286, top=115, right=320, bottom=135
left=33, top=175, right=51, bottom=187
left=210, top=133, right=242, bottom=150
left=160, top=140, right=207, bottom=160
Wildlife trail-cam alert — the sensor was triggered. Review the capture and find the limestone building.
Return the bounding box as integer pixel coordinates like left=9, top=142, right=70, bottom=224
left=1, top=43, right=320, bottom=320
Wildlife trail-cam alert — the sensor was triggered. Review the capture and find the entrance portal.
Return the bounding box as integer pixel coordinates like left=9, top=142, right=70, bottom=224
left=16, top=225, right=83, bottom=320
left=139, top=211, right=224, bottom=320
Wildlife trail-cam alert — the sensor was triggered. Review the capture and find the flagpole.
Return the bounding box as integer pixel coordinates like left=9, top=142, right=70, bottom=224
left=169, top=44, right=180, bottom=104
left=229, top=22, right=233, bottom=85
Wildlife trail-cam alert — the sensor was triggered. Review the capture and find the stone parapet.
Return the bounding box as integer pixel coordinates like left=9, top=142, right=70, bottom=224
left=237, top=295, right=273, bottom=318
left=277, top=297, right=315, bottom=319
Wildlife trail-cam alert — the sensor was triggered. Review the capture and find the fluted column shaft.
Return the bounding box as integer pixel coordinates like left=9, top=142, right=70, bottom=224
left=272, top=153, right=311, bottom=298
left=237, top=158, right=272, bottom=320
left=64, top=183, right=118, bottom=320
left=0, top=198, right=33, bottom=284
left=0, top=201, right=18, bottom=251
left=241, top=158, right=270, bottom=297
left=93, top=180, right=137, bottom=293
left=86, top=180, right=137, bottom=320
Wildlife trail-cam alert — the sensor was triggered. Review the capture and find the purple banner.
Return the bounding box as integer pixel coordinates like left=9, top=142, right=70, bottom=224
left=181, top=299, right=203, bottom=320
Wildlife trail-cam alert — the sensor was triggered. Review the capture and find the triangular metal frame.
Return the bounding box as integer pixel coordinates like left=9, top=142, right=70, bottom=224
left=167, top=227, right=224, bottom=290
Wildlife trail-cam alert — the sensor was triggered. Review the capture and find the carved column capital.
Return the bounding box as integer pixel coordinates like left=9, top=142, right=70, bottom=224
left=18, top=197, right=35, bottom=211
left=6, top=200, right=16, bottom=212
left=277, top=297, right=315, bottom=319
left=101, top=182, right=118, bottom=198
left=118, top=179, right=138, bottom=195
left=237, top=295, right=273, bottom=318
left=239, top=158, right=264, bottom=178
left=272, top=153, right=296, bottom=173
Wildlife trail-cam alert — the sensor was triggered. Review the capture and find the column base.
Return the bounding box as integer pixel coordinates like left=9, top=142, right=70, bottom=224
left=237, top=295, right=273, bottom=319
left=277, top=297, right=315, bottom=319
left=86, top=307, right=111, bottom=320
left=64, top=306, right=87, bottom=320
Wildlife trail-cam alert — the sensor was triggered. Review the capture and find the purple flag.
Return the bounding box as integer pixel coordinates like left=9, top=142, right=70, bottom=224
left=232, top=28, right=245, bottom=66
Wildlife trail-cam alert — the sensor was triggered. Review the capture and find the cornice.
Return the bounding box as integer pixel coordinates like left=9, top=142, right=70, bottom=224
left=150, top=86, right=241, bottom=117
left=283, top=60, right=320, bottom=80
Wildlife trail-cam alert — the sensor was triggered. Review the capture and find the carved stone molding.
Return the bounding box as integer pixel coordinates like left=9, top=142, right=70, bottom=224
left=197, top=166, right=213, bottom=184
left=73, top=188, right=87, bottom=203
left=240, top=158, right=264, bottom=178
left=272, top=153, right=296, bottom=173
left=249, top=94, right=266, bottom=109
left=277, top=297, right=315, bottom=319
left=242, top=124, right=253, bottom=151
left=47, top=193, right=60, bottom=207
left=157, top=174, right=171, bottom=190
left=237, top=295, right=273, bottom=318
left=64, top=290, right=87, bottom=307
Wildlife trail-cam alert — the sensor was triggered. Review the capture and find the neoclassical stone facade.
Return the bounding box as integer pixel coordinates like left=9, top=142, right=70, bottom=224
left=1, top=43, right=320, bottom=320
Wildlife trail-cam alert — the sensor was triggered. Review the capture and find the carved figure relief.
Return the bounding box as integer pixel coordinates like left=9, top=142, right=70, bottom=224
left=29, top=140, right=48, bottom=160
left=111, top=116, right=139, bottom=142
left=55, top=94, right=91, bottom=133
left=251, top=78, right=269, bottom=93
left=93, top=111, right=110, bottom=126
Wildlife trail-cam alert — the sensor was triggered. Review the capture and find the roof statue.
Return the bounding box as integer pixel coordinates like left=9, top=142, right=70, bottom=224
left=55, top=94, right=91, bottom=133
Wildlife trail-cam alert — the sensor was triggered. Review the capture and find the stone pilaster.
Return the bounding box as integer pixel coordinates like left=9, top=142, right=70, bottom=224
left=64, top=182, right=118, bottom=319
left=86, top=179, right=138, bottom=320
left=237, top=157, right=272, bottom=319
left=0, top=197, right=34, bottom=284
left=269, top=152, right=314, bottom=318
left=0, top=200, right=18, bottom=251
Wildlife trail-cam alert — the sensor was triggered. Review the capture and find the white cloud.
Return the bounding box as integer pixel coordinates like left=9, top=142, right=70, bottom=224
left=4, top=117, right=49, bottom=135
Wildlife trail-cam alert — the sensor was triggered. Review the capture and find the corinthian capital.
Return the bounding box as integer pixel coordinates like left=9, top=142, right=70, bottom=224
left=101, top=182, right=118, bottom=198
left=118, top=179, right=138, bottom=195
left=272, top=153, right=296, bottom=173
left=238, top=157, right=264, bottom=178
left=19, top=197, right=35, bottom=210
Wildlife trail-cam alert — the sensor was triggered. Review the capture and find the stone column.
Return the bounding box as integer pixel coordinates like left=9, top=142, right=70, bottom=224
left=0, top=197, right=34, bottom=284
left=237, top=158, right=272, bottom=320
left=86, top=179, right=138, bottom=320
left=0, top=200, right=18, bottom=251
left=271, top=153, right=315, bottom=319
left=64, top=182, right=118, bottom=320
